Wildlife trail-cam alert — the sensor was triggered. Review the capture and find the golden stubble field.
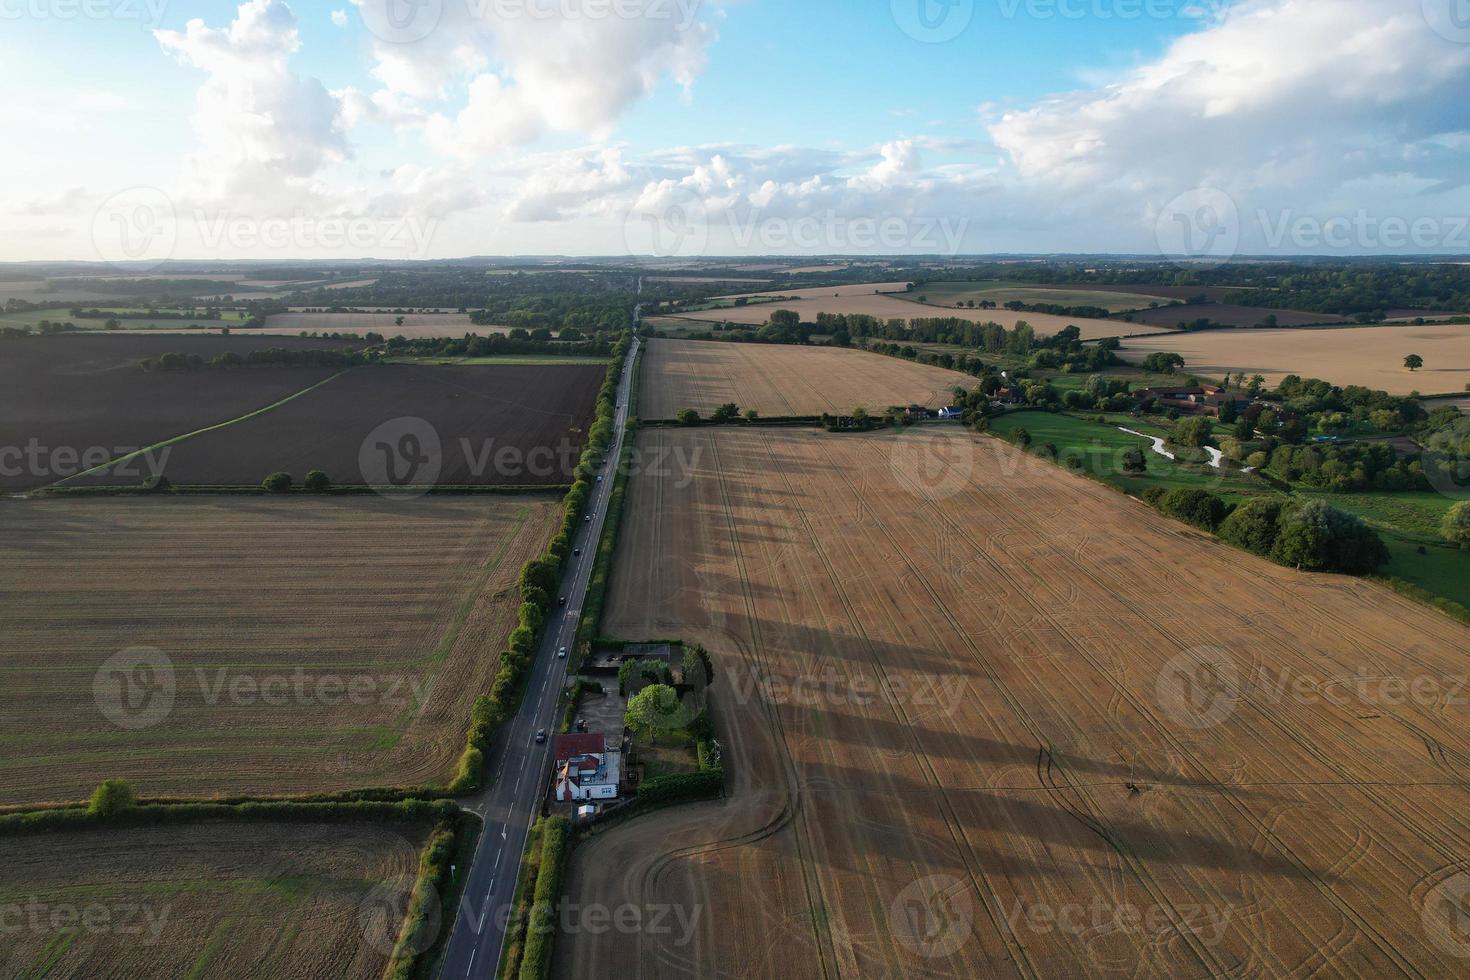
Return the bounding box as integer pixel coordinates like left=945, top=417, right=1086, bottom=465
left=556, top=426, right=1470, bottom=979
left=658, top=286, right=1170, bottom=341
left=0, top=822, right=424, bottom=978
left=1118, top=324, right=1470, bottom=396
left=0, top=495, right=557, bottom=805
left=640, top=339, right=977, bottom=418
left=259, top=312, right=513, bottom=338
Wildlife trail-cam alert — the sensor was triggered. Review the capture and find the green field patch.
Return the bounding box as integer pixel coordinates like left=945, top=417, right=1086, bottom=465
left=911, top=281, right=1179, bottom=314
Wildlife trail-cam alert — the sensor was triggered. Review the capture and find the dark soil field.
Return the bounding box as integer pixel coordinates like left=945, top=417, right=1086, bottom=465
left=1124, top=303, right=1347, bottom=329
left=0, top=335, right=363, bottom=492
left=66, top=364, right=606, bottom=489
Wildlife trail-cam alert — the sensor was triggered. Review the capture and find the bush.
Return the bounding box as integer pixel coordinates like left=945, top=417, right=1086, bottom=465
left=1173, top=416, right=1214, bottom=449
left=1141, top=486, right=1168, bottom=507
left=88, top=779, right=136, bottom=817
left=1272, top=500, right=1389, bottom=574
left=262, top=472, right=293, bottom=493
left=304, top=470, right=331, bottom=492
left=1121, top=448, right=1147, bottom=474
left=1158, top=489, right=1229, bottom=532
left=1218, top=498, right=1286, bottom=556
left=1444, top=502, right=1470, bottom=551
left=636, top=769, right=724, bottom=806
left=519, top=817, right=570, bottom=980
left=676, top=408, right=701, bottom=426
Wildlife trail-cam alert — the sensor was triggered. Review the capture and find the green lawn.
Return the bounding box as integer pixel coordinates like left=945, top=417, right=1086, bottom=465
left=987, top=410, right=1261, bottom=498
left=0, top=307, right=253, bottom=331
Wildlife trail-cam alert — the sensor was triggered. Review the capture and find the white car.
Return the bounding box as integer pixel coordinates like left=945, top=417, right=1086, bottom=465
left=558, top=647, right=568, bottom=659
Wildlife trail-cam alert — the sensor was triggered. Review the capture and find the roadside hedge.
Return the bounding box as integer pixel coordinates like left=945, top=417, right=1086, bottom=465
left=518, top=816, right=570, bottom=980
left=447, top=332, right=635, bottom=794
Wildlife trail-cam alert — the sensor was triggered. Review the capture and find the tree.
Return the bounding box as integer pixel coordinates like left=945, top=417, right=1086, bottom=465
left=744, top=409, right=760, bottom=422
left=262, top=472, right=292, bottom=493
left=1158, top=489, right=1229, bottom=532
left=1218, top=498, right=1286, bottom=556
left=1271, top=500, right=1389, bottom=574
left=395, top=316, right=406, bottom=328
left=676, top=408, right=701, bottom=426
left=1173, top=416, right=1214, bottom=449
left=304, top=470, right=331, bottom=492
left=1247, top=375, right=1266, bottom=396
left=1444, top=502, right=1470, bottom=550
left=618, top=658, right=671, bottom=696
left=710, top=403, right=740, bottom=424
left=89, top=779, right=137, bottom=817
left=1405, top=354, right=1424, bottom=372
left=1142, top=352, right=1186, bottom=374
left=626, top=684, right=682, bottom=744
left=1013, top=427, right=1032, bottom=449
left=1121, top=448, right=1147, bottom=474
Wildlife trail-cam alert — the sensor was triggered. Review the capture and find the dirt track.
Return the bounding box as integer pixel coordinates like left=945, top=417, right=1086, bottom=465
left=0, top=822, right=424, bottom=978
left=557, top=427, right=1470, bottom=978
left=640, top=339, right=976, bottom=418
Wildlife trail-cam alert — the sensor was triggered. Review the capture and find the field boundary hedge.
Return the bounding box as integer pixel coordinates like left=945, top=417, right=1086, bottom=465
left=33, top=483, right=571, bottom=499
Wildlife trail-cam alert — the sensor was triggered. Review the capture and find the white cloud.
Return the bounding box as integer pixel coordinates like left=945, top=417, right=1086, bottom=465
left=351, top=0, right=721, bottom=156
left=331, top=9, right=348, bottom=27
left=154, top=0, right=351, bottom=208
left=990, top=0, right=1470, bottom=196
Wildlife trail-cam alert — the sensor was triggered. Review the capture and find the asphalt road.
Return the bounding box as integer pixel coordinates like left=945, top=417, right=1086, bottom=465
left=436, top=329, right=640, bottom=978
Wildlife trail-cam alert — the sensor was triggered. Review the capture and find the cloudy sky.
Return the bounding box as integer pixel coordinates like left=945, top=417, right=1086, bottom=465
left=3, top=0, right=1470, bottom=261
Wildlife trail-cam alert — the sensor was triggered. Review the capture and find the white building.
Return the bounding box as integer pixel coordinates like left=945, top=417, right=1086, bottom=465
left=553, top=733, right=622, bottom=802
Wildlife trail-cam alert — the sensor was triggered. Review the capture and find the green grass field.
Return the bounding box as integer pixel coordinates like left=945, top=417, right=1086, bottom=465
left=911, top=281, right=1179, bottom=314
left=0, top=307, right=254, bottom=331
left=987, top=410, right=1261, bottom=498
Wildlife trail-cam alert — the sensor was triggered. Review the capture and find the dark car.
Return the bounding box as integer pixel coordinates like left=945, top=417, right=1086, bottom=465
left=558, top=596, right=567, bottom=607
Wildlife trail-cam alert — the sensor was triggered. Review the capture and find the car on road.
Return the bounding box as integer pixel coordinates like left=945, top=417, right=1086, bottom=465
left=558, top=596, right=567, bottom=607
left=535, top=729, right=547, bottom=744
left=558, top=647, right=567, bottom=659
left=573, top=548, right=581, bottom=556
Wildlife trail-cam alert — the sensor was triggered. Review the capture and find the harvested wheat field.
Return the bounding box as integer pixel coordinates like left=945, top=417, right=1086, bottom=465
left=556, top=426, right=1470, bottom=979
left=1118, top=323, right=1470, bottom=395
left=0, top=495, right=557, bottom=805
left=640, top=339, right=975, bottom=418
left=662, top=289, right=1165, bottom=341
left=260, top=312, right=511, bottom=339
left=0, top=821, right=425, bottom=978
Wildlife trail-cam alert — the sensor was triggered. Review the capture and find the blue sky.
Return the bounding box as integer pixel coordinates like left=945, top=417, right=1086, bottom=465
left=3, top=0, right=1469, bottom=260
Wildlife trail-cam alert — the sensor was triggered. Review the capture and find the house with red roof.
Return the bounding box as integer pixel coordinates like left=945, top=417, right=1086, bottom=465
left=552, top=733, right=622, bottom=803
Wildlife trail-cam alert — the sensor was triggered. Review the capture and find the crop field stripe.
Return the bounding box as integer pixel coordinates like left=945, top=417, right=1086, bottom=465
left=765, top=430, right=1043, bottom=979
left=914, top=438, right=1430, bottom=977
left=44, top=368, right=356, bottom=490
left=703, top=430, right=837, bottom=979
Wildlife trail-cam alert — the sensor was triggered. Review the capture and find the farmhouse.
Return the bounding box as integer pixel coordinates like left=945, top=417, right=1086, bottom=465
left=1134, top=384, right=1248, bottom=417
left=553, top=733, right=622, bottom=803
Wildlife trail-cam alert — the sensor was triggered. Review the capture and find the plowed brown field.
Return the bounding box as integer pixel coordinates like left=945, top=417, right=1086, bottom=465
left=0, top=495, right=557, bottom=805
left=556, top=427, right=1470, bottom=979
left=640, top=339, right=976, bottom=418
left=0, top=822, right=424, bottom=978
